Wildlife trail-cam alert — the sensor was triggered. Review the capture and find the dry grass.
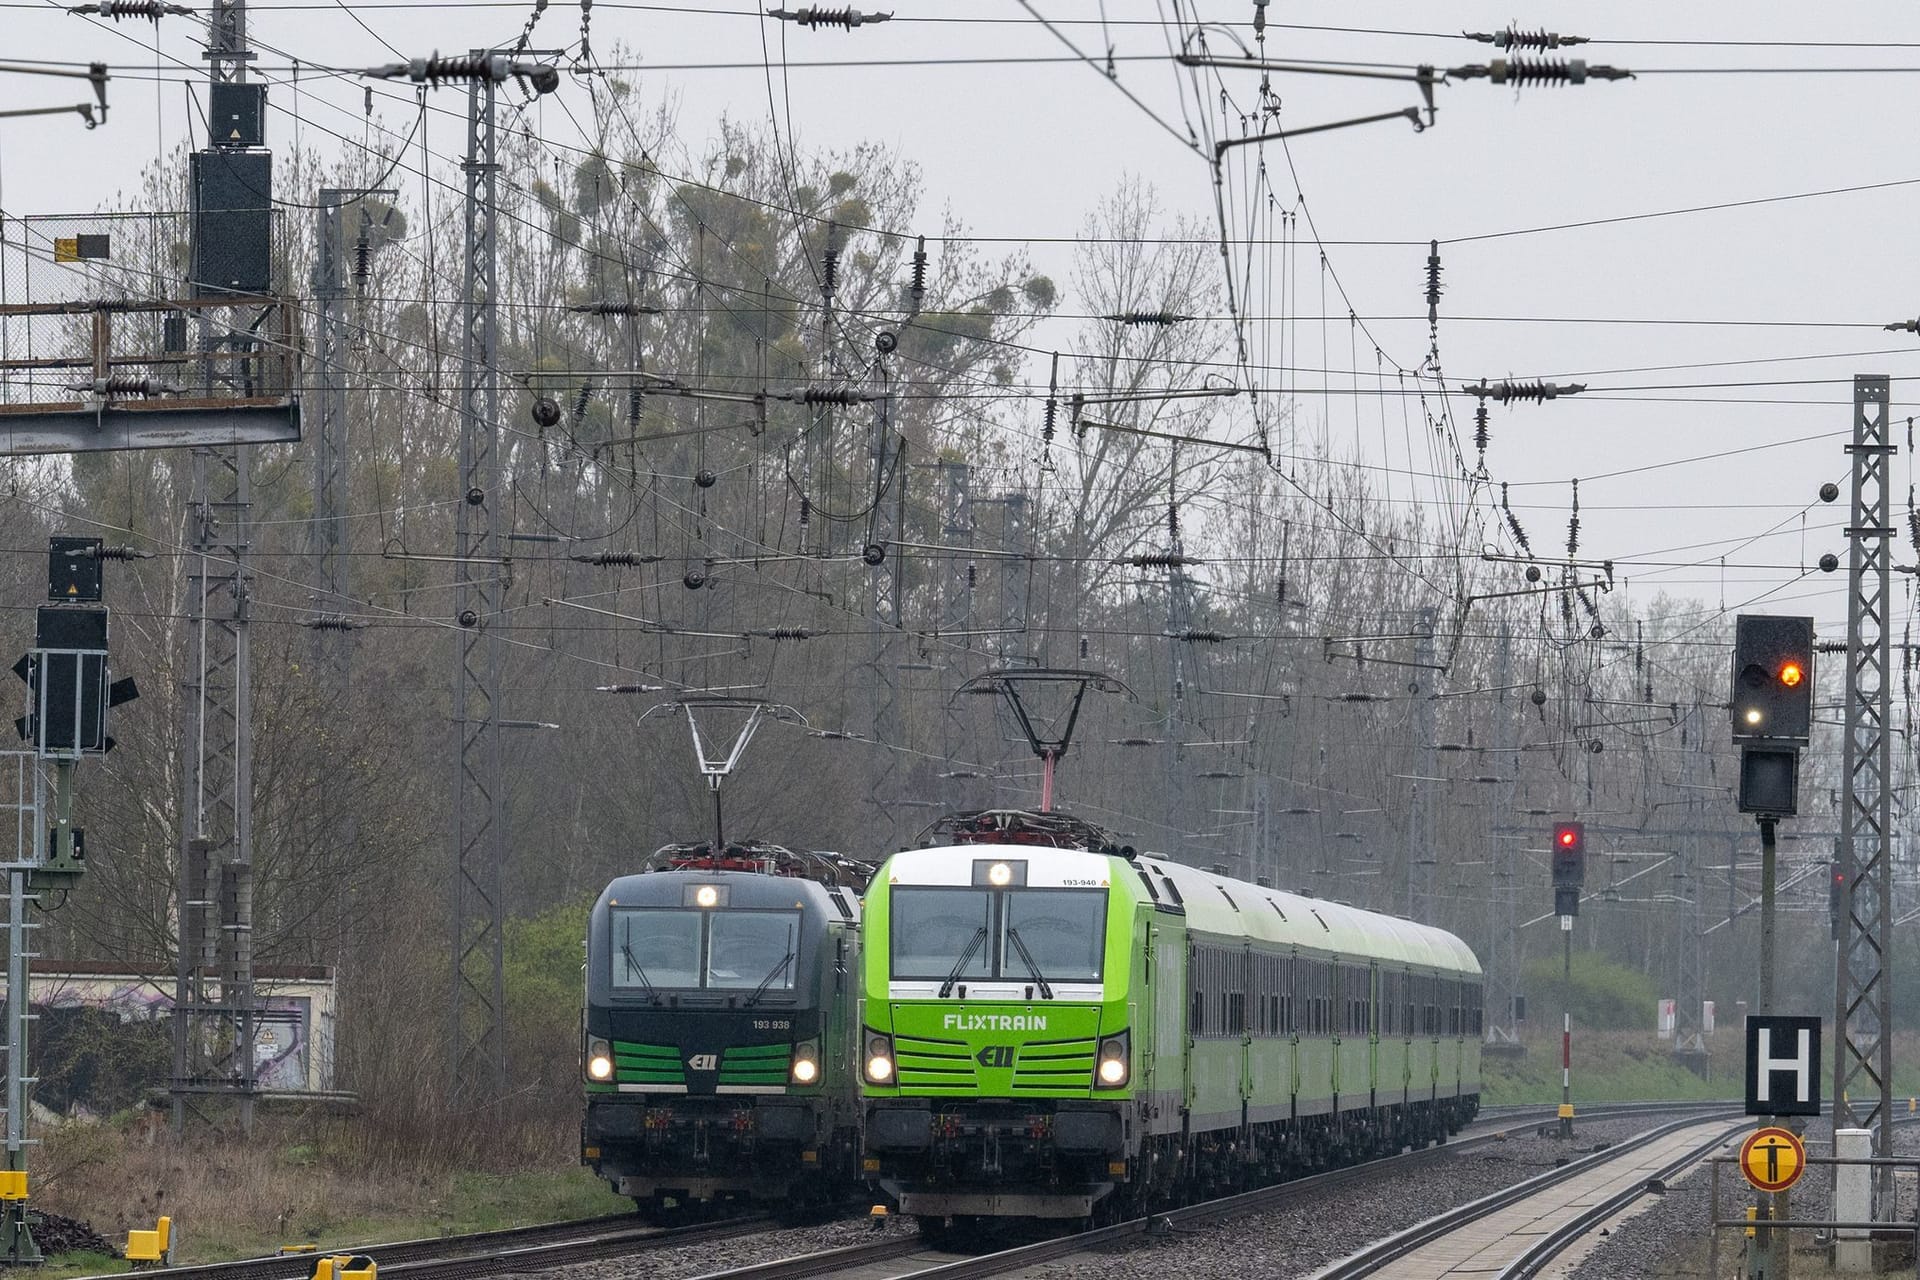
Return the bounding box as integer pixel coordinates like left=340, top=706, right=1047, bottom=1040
left=29, top=1103, right=625, bottom=1264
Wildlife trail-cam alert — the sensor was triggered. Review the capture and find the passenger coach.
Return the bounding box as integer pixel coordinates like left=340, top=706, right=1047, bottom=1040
left=858, top=821, right=1481, bottom=1227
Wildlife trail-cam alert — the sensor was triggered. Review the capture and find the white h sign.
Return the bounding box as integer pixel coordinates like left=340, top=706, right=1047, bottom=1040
left=1745, top=1014, right=1821, bottom=1116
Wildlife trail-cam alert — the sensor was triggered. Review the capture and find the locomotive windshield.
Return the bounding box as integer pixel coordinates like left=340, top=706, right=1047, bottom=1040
left=610, top=908, right=801, bottom=993
left=891, top=887, right=1106, bottom=983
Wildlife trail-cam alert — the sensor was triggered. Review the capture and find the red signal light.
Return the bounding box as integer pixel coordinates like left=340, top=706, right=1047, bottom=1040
left=1557, top=828, right=1577, bottom=847
left=1779, top=662, right=1804, bottom=687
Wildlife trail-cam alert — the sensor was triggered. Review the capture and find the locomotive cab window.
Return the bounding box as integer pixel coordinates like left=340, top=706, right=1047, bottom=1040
left=609, top=907, right=801, bottom=993
left=891, top=885, right=1108, bottom=983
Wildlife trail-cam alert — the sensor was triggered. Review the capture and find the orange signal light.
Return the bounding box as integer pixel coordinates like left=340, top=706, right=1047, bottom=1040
left=1779, top=662, right=1804, bottom=687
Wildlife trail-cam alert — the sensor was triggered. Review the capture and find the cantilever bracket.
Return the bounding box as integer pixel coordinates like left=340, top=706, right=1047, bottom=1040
left=1209, top=64, right=1437, bottom=156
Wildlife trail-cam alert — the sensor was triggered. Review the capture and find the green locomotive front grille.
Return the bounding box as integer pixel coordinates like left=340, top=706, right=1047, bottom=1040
left=613, top=1040, right=684, bottom=1086
left=719, top=1043, right=791, bottom=1086
left=895, top=1034, right=977, bottom=1091
left=1012, top=1038, right=1096, bottom=1092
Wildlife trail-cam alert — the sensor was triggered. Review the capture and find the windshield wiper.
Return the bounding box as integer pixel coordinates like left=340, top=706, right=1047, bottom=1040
left=620, top=943, right=660, bottom=1004
left=938, top=926, right=988, bottom=998
left=743, top=950, right=795, bottom=1007
left=1005, top=926, right=1055, bottom=1000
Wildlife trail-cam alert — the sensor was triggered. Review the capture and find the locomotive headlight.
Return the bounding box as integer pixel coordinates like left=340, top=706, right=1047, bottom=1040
left=863, top=1032, right=895, bottom=1084
left=586, top=1037, right=614, bottom=1082
left=1095, top=1032, right=1129, bottom=1088
left=987, top=862, right=1013, bottom=887
left=791, top=1042, right=820, bottom=1084
left=694, top=884, right=719, bottom=908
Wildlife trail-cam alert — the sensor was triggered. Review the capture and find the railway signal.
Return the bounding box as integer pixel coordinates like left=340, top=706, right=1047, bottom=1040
left=9, top=539, right=140, bottom=887
left=1550, top=821, right=1584, bottom=918
left=1730, top=615, right=1814, bottom=744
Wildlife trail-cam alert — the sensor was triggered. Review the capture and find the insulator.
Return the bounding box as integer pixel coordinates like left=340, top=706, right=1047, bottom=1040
left=91, top=544, right=150, bottom=561
left=1424, top=239, right=1442, bottom=322
left=791, top=386, right=863, bottom=406
left=1500, top=482, right=1533, bottom=557
left=572, top=381, right=594, bottom=421
left=1252, top=0, right=1267, bottom=36
left=908, top=236, right=928, bottom=310
left=568, top=300, right=660, bottom=317
left=351, top=229, right=372, bottom=291
left=768, top=6, right=891, bottom=29
left=1473, top=400, right=1489, bottom=456
left=401, top=54, right=495, bottom=84
left=76, top=374, right=173, bottom=397
left=821, top=230, right=840, bottom=299
left=799, top=496, right=811, bottom=527
left=966, top=564, right=977, bottom=588
left=750, top=627, right=813, bottom=640
left=1464, top=379, right=1586, bottom=405
left=1168, top=501, right=1180, bottom=543
left=1176, top=628, right=1226, bottom=644
left=1907, top=502, right=1920, bottom=554
left=1079, top=637, right=1090, bottom=660
left=1041, top=397, right=1057, bottom=446
left=1464, top=26, right=1587, bottom=51
left=1567, top=478, right=1581, bottom=556
left=305, top=615, right=361, bottom=632
left=1104, top=311, right=1192, bottom=326
left=627, top=383, right=643, bottom=427
left=1131, top=551, right=1197, bottom=569
left=72, top=0, right=192, bottom=18
left=572, top=550, right=664, bottom=566
left=1472, top=58, right=1631, bottom=87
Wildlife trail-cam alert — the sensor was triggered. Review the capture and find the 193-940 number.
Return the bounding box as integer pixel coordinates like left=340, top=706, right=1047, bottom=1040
left=752, top=1019, right=791, bottom=1030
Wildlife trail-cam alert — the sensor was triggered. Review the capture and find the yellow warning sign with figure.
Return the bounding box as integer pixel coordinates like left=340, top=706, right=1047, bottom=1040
left=1740, top=1125, right=1805, bottom=1193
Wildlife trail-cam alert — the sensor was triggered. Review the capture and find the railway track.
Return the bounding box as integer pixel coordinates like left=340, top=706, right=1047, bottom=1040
left=1312, top=1111, right=1745, bottom=1279
left=672, top=1102, right=1741, bottom=1280
left=71, top=1210, right=771, bottom=1280
left=78, top=1102, right=1736, bottom=1280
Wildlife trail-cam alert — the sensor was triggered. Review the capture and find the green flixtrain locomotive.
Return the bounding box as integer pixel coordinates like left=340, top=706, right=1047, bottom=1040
left=581, top=844, right=868, bottom=1218
left=858, top=812, right=1482, bottom=1226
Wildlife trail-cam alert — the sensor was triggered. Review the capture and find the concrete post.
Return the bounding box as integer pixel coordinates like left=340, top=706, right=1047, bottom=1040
left=1833, top=1127, right=1871, bottom=1273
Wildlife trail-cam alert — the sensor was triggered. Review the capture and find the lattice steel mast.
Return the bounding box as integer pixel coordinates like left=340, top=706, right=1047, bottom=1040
left=1832, top=373, right=1895, bottom=1211
left=1405, top=606, right=1437, bottom=920
left=449, top=52, right=508, bottom=1101
left=171, top=0, right=258, bottom=1133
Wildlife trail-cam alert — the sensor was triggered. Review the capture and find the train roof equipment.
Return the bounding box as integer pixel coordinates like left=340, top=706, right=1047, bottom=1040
left=916, top=808, right=1124, bottom=853
left=643, top=839, right=875, bottom=890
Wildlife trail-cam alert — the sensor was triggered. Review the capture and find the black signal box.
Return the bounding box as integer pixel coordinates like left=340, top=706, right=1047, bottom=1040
left=35, top=606, right=106, bottom=651
left=1738, top=743, right=1799, bottom=816
left=190, top=149, right=273, bottom=297
left=1731, top=614, right=1815, bottom=744
left=47, top=537, right=102, bottom=602
left=208, top=82, right=266, bottom=148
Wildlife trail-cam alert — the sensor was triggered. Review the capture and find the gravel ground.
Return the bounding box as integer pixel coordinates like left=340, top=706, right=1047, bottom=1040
left=537, top=1216, right=891, bottom=1280
left=1564, top=1118, right=1920, bottom=1280
left=528, top=1113, right=1714, bottom=1280
left=1005, top=1115, right=1675, bottom=1280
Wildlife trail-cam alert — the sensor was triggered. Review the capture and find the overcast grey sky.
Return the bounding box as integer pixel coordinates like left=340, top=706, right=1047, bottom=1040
left=6, top=2, right=1920, bottom=642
